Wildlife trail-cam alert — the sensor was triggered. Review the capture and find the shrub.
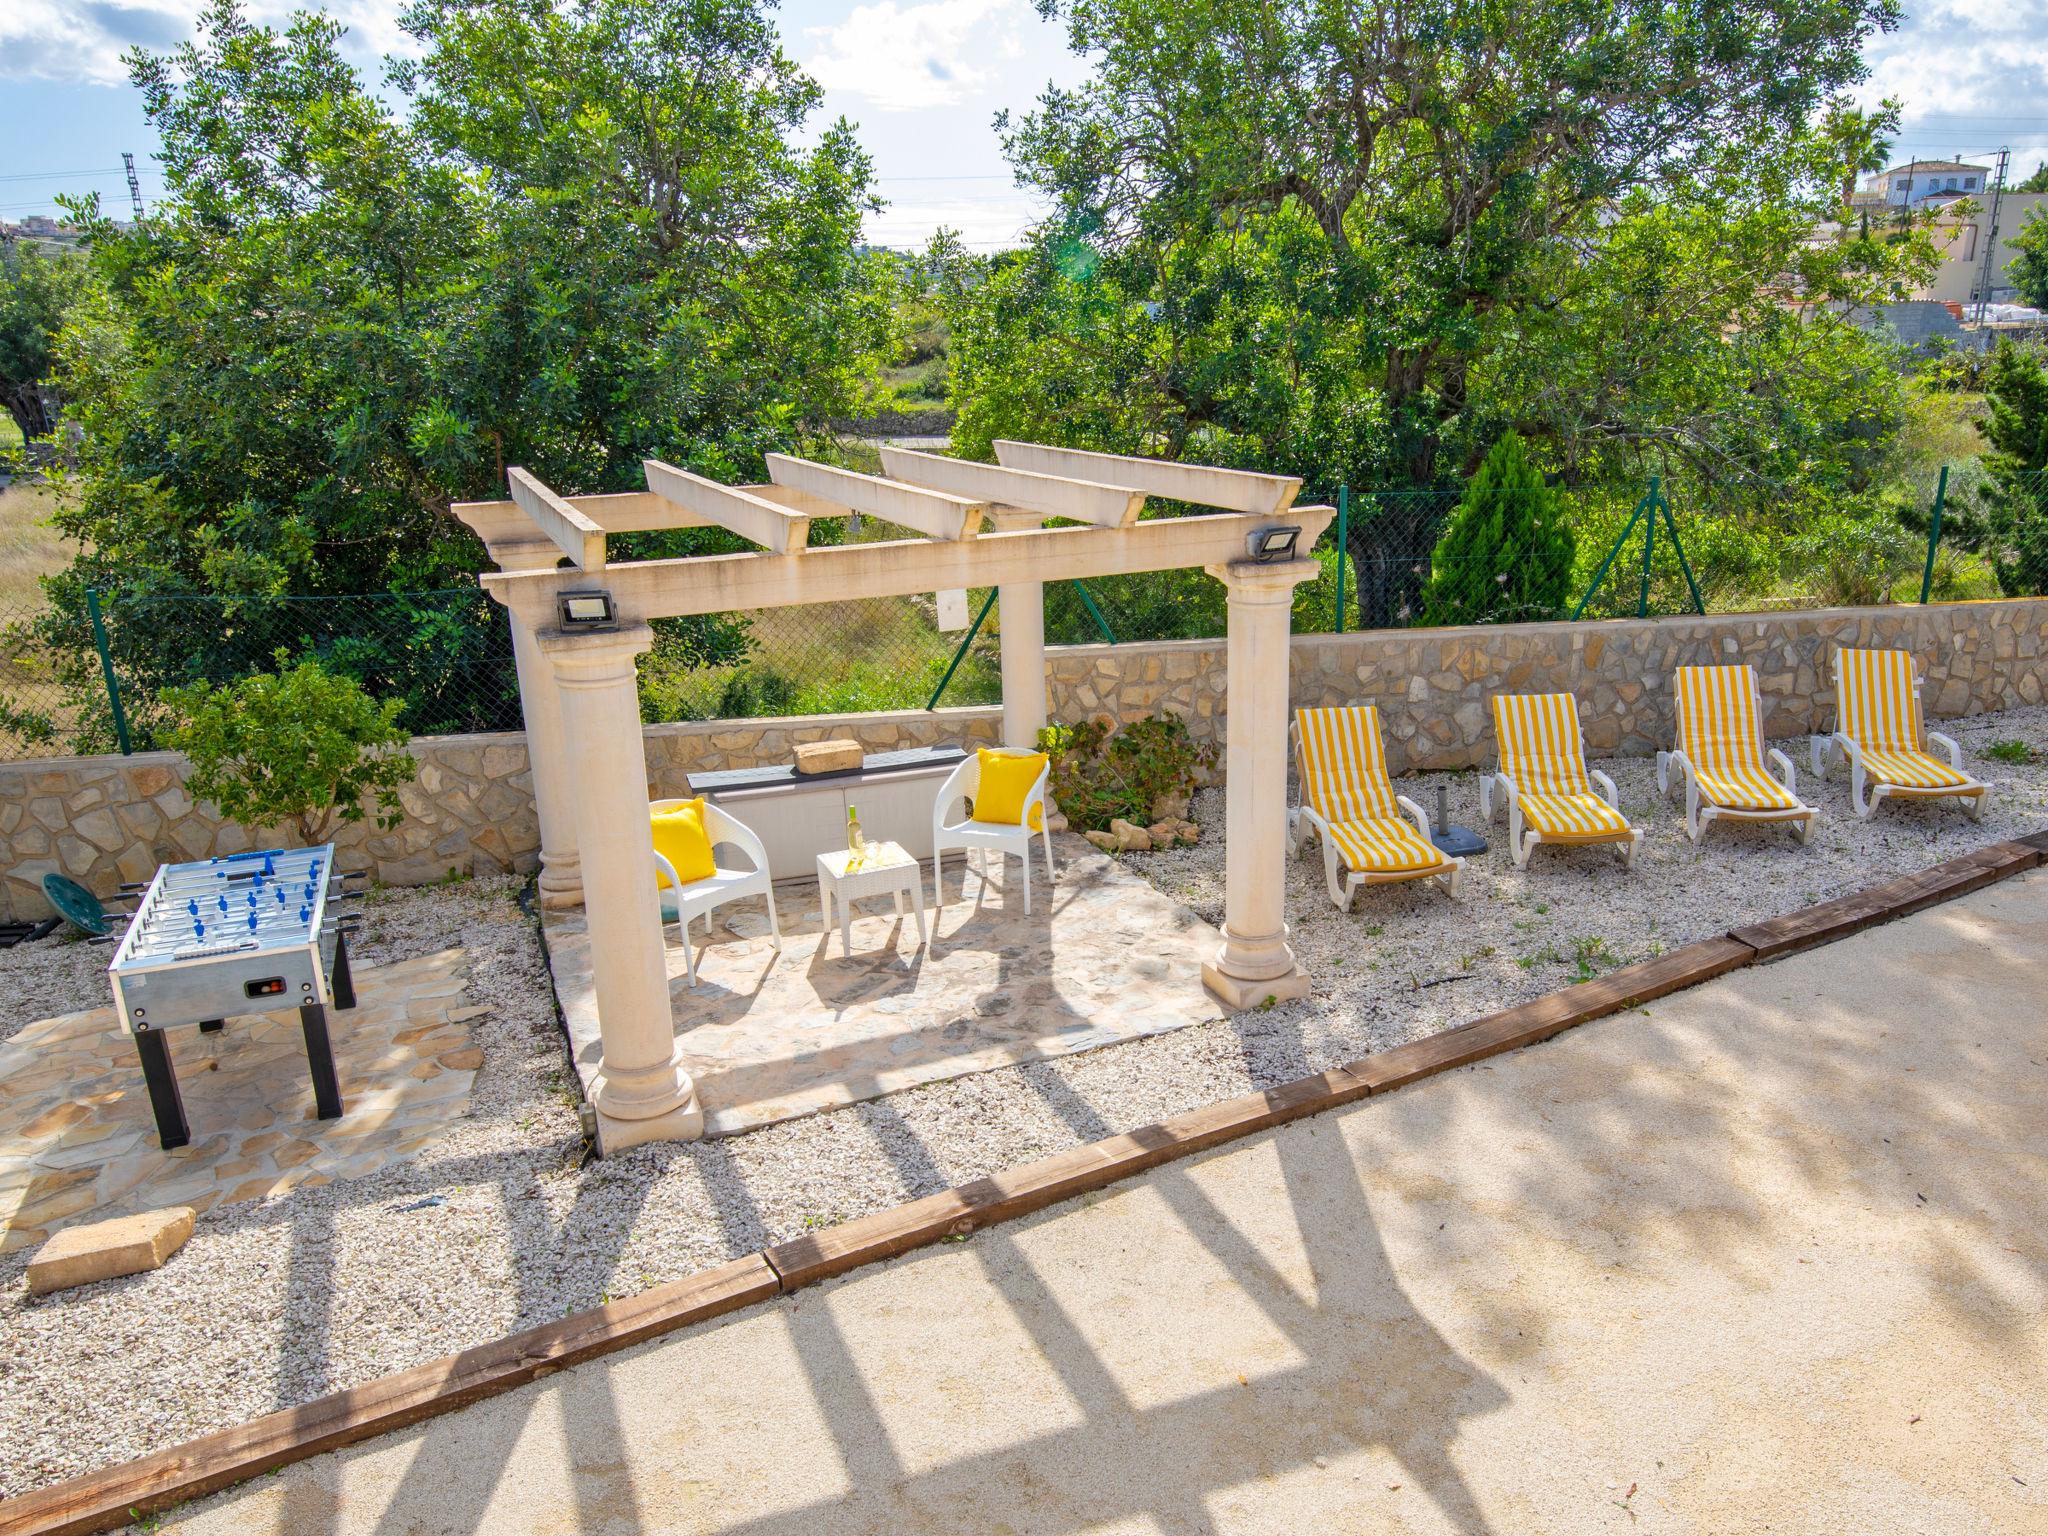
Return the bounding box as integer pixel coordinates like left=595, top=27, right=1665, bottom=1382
left=1783, top=507, right=1920, bottom=607
left=1418, top=433, right=1576, bottom=625
left=1038, top=712, right=1215, bottom=832
left=163, top=653, right=417, bottom=846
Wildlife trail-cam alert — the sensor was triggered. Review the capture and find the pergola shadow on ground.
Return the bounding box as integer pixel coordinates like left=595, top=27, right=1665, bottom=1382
left=152, top=873, right=2048, bottom=1535
left=542, top=837, right=1227, bottom=1136
left=456, top=443, right=1334, bottom=1154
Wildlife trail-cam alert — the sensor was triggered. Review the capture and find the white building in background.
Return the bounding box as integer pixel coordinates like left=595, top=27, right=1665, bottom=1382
left=1856, top=160, right=1989, bottom=209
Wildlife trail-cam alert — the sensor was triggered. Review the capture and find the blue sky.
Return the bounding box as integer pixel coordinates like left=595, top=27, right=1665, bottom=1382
left=2, top=0, right=2045, bottom=247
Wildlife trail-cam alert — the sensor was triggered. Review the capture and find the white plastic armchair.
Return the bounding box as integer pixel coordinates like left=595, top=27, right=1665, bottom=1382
left=649, top=798, right=783, bottom=988
left=931, top=751, right=1055, bottom=915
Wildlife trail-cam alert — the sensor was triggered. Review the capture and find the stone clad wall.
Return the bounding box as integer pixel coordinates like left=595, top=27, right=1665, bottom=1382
left=5, top=600, right=2044, bottom=918
left=1045, top=597, right=2048, bottom=774
left=0, top=707, right=1004, bottom=920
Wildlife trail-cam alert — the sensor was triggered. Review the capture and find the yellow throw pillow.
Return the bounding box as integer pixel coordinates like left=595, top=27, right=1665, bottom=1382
left=650, top=798, right=716, bottom=889
left=975, top=749, right=1047, bottom=830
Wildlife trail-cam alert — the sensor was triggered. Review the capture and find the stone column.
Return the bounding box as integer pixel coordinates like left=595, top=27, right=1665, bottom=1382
left=1201, top=556, right=1321, bottom=1009
left=506, top=608, right=583, bottom=909
left=989, top=508, right=1048, bottom=749
left=538, top=623, right=703, bottom=1149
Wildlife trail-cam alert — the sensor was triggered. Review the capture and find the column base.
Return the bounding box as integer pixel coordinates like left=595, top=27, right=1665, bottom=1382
left=536, top=856, right=584, bottom=910
left=1202, top=960, right=1313, bottom=1010
left=591, top=1094, right=705, bottom=1153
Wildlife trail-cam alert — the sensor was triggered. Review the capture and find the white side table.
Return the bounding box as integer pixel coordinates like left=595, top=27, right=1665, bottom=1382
left=816, top=842, right=928, bottom=955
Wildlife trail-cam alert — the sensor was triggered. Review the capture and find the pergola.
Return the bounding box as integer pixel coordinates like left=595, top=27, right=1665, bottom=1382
left=456, top=443, right=1334, bottom=1152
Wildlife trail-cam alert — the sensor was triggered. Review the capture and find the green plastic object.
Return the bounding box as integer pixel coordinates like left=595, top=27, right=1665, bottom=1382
left=43, top=873, right=110, bottom=936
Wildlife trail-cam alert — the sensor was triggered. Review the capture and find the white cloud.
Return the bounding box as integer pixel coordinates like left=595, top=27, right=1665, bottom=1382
left=0, top=0, right=418, bottom=86
left=804, top=0, right=1025, bottom=111
left=1859, top=0, right=2048, bottom=170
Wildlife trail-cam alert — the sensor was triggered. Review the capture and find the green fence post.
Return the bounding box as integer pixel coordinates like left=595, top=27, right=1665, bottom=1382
left=1571, top=486, right=1653, bottom=620
left=1333, top=484, right=1349, bottom=634
left=1658, top=485, right=1707, bottom=615
left=1636, top=474, right=1659, bottom=618
left=1919, top=464, right=1949, bottom=605
left=85, top=587, right=133, bottom=755
left=926, top=587, right=999, bottom=711
left=1071, top=581, right=1119, bottom=645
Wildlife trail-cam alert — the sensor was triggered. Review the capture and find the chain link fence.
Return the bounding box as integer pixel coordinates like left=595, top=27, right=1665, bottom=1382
left=0, top=464, right=2032, bottom=763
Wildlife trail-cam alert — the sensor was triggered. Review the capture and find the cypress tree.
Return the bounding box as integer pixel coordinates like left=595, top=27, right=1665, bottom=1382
left=1978, top=342, right=2048, bottom=597
left=1418, top=433, right=1577, bottom=625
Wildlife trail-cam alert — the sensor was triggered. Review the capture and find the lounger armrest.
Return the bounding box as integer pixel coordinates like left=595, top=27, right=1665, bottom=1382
left=1591, top=769, right=1620, bottom=808
left=1766, top=747, right=1798, bottom=793
left=1396, top=795, right=1432, bottom=839
left=1927, top=732, right=1964, bottom=769
left=1485, top=770, right=1518, bottom=819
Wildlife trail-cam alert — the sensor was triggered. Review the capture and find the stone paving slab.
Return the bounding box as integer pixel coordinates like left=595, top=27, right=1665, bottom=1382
left=546, top=839, right=1226, bottom=1136
left=0, top=950, right=484, bottom=1255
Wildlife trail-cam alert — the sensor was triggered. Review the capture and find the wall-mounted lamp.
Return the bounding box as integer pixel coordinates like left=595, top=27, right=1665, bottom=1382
left=1246, top=524, right=1302, bottom=564
left=556, top=588, right=619, bottom=632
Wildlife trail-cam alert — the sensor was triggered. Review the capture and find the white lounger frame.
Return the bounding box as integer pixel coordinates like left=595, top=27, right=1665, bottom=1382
left=649, top=798, right=783, bottom=988
left=1478, top=765, right=1640, bottom=870
left=1807, top=657, right=1988, bottom=822
left=1655, top=670, right=1816, bottom=845
left=1287, top=725, right=1462, bottom=908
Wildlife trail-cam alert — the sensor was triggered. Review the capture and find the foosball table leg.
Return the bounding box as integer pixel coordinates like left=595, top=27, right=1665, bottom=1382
left=134, top=1028, right=191, bottom=1150
left=299, top=1003, right=344, bottom=1121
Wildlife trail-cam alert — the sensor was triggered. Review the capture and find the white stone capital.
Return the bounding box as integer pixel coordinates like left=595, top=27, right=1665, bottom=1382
left=537, top=621, right=655, bottom=687
left=1205, top=555, right=1322, bottom=600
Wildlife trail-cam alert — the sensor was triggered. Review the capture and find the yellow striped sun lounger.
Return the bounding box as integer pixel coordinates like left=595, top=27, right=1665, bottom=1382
left=1657, top=665, right=1816, bottom=844
left=1480, top=692, right=1641, bottom=869
left=1811, top=648, right=1988, bottom=820
left=1291, top=705, right=1463, bottom=908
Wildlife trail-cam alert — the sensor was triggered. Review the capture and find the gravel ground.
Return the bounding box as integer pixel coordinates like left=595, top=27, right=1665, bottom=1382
left=5, top=705, right=2048, bottom=1502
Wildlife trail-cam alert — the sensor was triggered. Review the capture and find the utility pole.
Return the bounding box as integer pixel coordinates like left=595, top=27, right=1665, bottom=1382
left=1973, top=146, right=2010, bottom=327
left=122, top=152, right=144, bottom=220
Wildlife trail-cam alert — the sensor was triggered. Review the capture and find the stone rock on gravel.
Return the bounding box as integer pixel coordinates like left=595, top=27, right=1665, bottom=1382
left=27, top=1206, right=194, bottom=1296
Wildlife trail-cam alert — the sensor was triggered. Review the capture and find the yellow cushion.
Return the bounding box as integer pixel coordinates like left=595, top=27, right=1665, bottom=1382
left=975, top=749, right=1047, bottom=829
left=650, top=798, right=716, bottom=889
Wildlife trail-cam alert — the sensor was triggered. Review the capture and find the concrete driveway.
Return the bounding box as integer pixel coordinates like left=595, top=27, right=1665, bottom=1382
left=158, top=872, right=2048, bottom=1535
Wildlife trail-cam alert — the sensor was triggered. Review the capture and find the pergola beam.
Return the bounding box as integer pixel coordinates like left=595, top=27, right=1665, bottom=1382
left=878, top=447, right=1148, bottom=528
left=509, top=467, right=607, bottom=571
left=644, top=458, right=811, bottom=554
left=766, top=454, right=985, bottom=541
left=482, top=507, right=1336, bottom=625
left=993, top=441, right=1302, bottom=517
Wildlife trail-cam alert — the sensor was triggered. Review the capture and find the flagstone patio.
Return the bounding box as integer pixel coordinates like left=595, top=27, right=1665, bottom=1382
left=544, top=838, right=1227, bottom=1136
left=0, top=949, right=486, bottom=1256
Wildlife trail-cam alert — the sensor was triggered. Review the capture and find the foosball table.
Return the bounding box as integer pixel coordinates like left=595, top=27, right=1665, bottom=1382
left=106, top=846, right=361, bottom=1150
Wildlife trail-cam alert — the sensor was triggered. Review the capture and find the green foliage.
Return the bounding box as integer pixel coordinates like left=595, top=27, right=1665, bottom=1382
left=0, top=243, right=94, bottom=444
left=2008, top=205, right=2048, bottom=312
left=1984, top=738, right=2036, bottom=765
left=963, top=0, right=1907, bottom=487
left=1971, top=344, right=2048, bottom=597
left=34, top=0, right=892, bottom=740
left=1782, top=504, right=1921, bottom=607
left=163, top=652, right=417, bottom=846
left=1038, top=713, right=1214, bottom=832
left=1417, top=435, right=1574, bottom=625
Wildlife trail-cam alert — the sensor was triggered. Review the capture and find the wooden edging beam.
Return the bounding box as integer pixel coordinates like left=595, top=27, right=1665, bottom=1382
left=5, top=838, right=2041, bottom=1536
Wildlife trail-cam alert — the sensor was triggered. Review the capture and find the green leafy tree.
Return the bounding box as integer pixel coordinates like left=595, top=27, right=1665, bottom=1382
left=1973, top=343, right=2048, bottom=596
left=35, top=0, right=888, bottom=746
left=2014, top=161, right=2048, bottom=196
left=1417, top=434, right=1575, bottom=624
left=164, top=653, right=418, bottom=846
left=997, top=0, right=1898, bottom=485
left=2008, top=205, right=2048, bottom=311
left=0, top=243, right=94, bottom=443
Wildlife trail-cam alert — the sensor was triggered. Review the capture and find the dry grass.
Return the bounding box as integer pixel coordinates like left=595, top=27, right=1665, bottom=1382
left=0, top=482, right=69, bottom=617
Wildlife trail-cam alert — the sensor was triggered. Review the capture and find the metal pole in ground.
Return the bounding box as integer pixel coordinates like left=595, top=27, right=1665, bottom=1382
left=85, top=588, right=133, bottom=755
left=1637, top=475, right=1659, bottom=619
left=1920, top=464, right=1949, bottom=605
left=1333, top=484, right=1349, bottom=633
